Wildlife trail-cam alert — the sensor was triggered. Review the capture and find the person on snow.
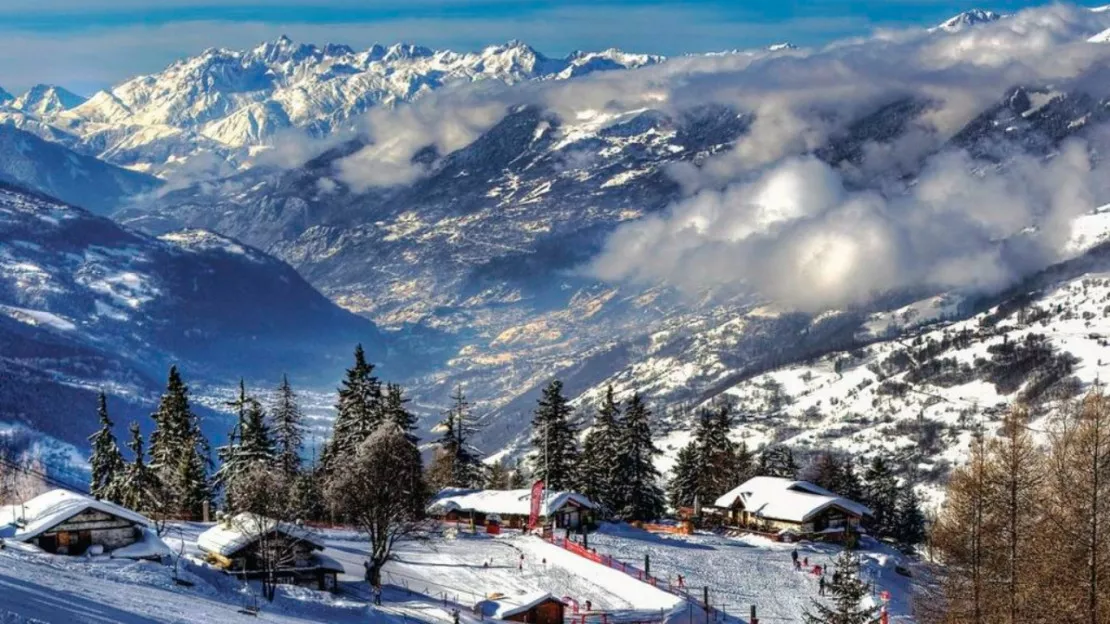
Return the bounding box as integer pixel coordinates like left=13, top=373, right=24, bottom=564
left=791, top=549, right=798, bottom=564
left=819, top=576, right=826, bottom=596
left=677, top=574, right=685, bottom=588
left=373, top=585, right=382, bottom=606
left=451, top=608, right=460, bottom=624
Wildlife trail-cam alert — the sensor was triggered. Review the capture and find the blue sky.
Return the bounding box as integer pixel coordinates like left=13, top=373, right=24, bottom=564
left=0, top=0, right=1082, bottom=94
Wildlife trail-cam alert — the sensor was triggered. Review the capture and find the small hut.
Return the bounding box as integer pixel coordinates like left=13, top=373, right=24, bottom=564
left=478, top=592, right=565, bottom=624
left=196, top=513, right=341, bottom=591
left=427, top=488, right=597, bottom=531
left=0, top=489, right=168, bottom=559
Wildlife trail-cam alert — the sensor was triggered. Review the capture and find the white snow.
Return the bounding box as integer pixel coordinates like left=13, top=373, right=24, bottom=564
left=0, top=304, right=76, bottom=331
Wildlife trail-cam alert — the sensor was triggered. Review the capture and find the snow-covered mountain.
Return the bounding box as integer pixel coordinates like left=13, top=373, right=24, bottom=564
left=9, top=84, right=86, bottom=117
left=0, top=124, right=160, bottom=214
left=0, top=38, right=661, bottom=178
left=932, top=9, right=1005, bottom=33
left=0, top=182, right=413, bottom=455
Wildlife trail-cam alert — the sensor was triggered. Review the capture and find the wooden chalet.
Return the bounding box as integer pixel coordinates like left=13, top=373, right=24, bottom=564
left=478, top=592, right=565, bottom=624
left=196, top=513, right=341, bottom=592
left=427, top=488, right=597, bottom=532
left=0, top=489, right=169, bottom=559
left=713, top=476, right=871, bottom=539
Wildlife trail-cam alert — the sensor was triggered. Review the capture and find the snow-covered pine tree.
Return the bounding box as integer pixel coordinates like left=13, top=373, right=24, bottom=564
left=385, top=383, right=419, bottom=444
left=271, top=375, right=305, bottom=478
left=667, top=441, right=701, bottom=509
left=148, top=366, right=211, bottom=519
left=614, top=393, right=665, bottom=521
left=577, top=386, right=622, bottom=512
left=323, top=344, right=384, bottom=474
left=893, top=483, right=925, bottom=549
left=529, top=380, right=580, bottom=492
left=759, top=445, right=800, bottom=479
left=803, top=548, right=881, bottom=624
left=862, top=455, right=899, bottom=539
left=429, top=385, right=484, bottom=489
left=290, top=467, right=326, bottom=522
left=88, top=391, right=126, bottom=503
left=117, top=422, right=163, bottom=517
left=214, top=380, right=249, bottom=496
left=732, top=440, right=757, bottom=489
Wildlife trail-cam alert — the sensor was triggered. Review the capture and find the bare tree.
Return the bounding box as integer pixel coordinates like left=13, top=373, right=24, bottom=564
left=325, top=423, right=427, bottom=588
left=225, top=462, right=309, bottom=602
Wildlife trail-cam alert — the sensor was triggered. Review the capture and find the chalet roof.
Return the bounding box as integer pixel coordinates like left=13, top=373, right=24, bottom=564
left=427, top=488, right=596, bottom=518
left=712, top=476, right=872, bottom=524
left=0, top=489, right=152, bottom=542
left=477, top=592, right=563, bottom=619
left=196, top=513, right=325, bottom=557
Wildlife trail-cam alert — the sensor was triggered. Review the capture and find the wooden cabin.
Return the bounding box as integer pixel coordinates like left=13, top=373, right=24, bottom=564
left=197, top=513, right=341, bottom=592
left=428, top=488, right=598, bottom=532
left=713, top=476, right=871, bottom=539
left=478, top=592, right=565, bottom=624
left=0, top=489, right=168, bottom=559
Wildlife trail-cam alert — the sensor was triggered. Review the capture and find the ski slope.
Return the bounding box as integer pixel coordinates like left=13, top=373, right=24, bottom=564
left=584, top=524, right=916, bottom=623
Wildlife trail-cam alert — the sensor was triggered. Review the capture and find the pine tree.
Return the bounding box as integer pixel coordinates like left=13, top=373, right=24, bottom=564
left=667, top=441, right=702, bottom=509
left=577, top=386, right=622, bottom=512
left=694, top=406, right=738, bottom=500
left=508, top=458, right=528, bottom=489
left=862, top=455, right=899, bottom=539
left=323, top=344, right=384, bottom=473
left=893, top=483, right=925, bottom=549
left=215, top=380, right=249, bottom=495
left=290, top=468, right=326, bottom=522
left=148, top=366, right=210, bottom=519
left=759, top=445, right=800, bottom=479
left=239, top=397, right=275, bottom=466
left=117, top=422, right=163, bottom=517
left=529, top=380, right=580, bottom=492
left=88, top=391, right=125, bottom=503
left=803, top=548, right=881, bottom=624
left=614, top=393, right=665, bottom=521
left=385, top=383, right=419, bottom=444
left=430, top=385, right=484, bottom=489
left=271, top=375, right=305, bottom=478
left=485, top=458, right=511, bottom=490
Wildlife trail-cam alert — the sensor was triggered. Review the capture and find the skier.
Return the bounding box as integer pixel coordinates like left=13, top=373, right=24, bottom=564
left=677, top=574, right=685, bottom=588
left=803, top=556, right=808, bottom=567
left=452, top=608, right=460, bottom=624
left=791, top=549, right=798, bottom=565
left=373, top=584, right=382, bottom=606
left=819, top=576, right=826, bottom=596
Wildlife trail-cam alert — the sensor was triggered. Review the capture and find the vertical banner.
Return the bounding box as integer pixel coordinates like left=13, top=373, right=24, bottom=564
left=529, top=480, right=545, bottom=529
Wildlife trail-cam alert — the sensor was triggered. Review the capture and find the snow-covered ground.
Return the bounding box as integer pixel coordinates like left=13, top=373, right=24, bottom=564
left=0, top=520, right=916, bottom=623
left=584, top=524, right=916, bottom=623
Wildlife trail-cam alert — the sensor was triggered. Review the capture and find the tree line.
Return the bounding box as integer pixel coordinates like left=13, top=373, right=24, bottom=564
left=925, top=388, right=1110, bottom=624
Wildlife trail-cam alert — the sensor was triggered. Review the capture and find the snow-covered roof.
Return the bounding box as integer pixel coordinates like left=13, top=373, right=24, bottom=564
left=196, top=513, right=325, bottom=557
left=0, top=489, right=152, bottom=542
left=712, top=476, right=871, bottom=524
left=427, top=488, right=596, bottom=517
left=478, top=592, right=564, bottom=619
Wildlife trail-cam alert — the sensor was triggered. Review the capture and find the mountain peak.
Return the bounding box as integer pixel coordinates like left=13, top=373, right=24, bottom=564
left=11, top=84, right=86, bottom=115
left=934, top=9, right=1004, bottom=33
left=0, top=86, right=12, bottom=105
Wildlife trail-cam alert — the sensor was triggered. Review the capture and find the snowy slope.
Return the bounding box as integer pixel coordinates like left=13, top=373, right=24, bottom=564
left=0, top=182, right=405, bottom=459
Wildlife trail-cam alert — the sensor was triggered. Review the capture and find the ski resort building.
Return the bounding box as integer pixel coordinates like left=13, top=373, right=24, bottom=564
left=428, top=488, right=598, bottom=531
left=0, top=489, right=169, bottom=559
left=477, top=592, right=566, bottom=624
left=196, top=513, right=342, bottom=591
left=712, top=477, right=871, bottom=538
